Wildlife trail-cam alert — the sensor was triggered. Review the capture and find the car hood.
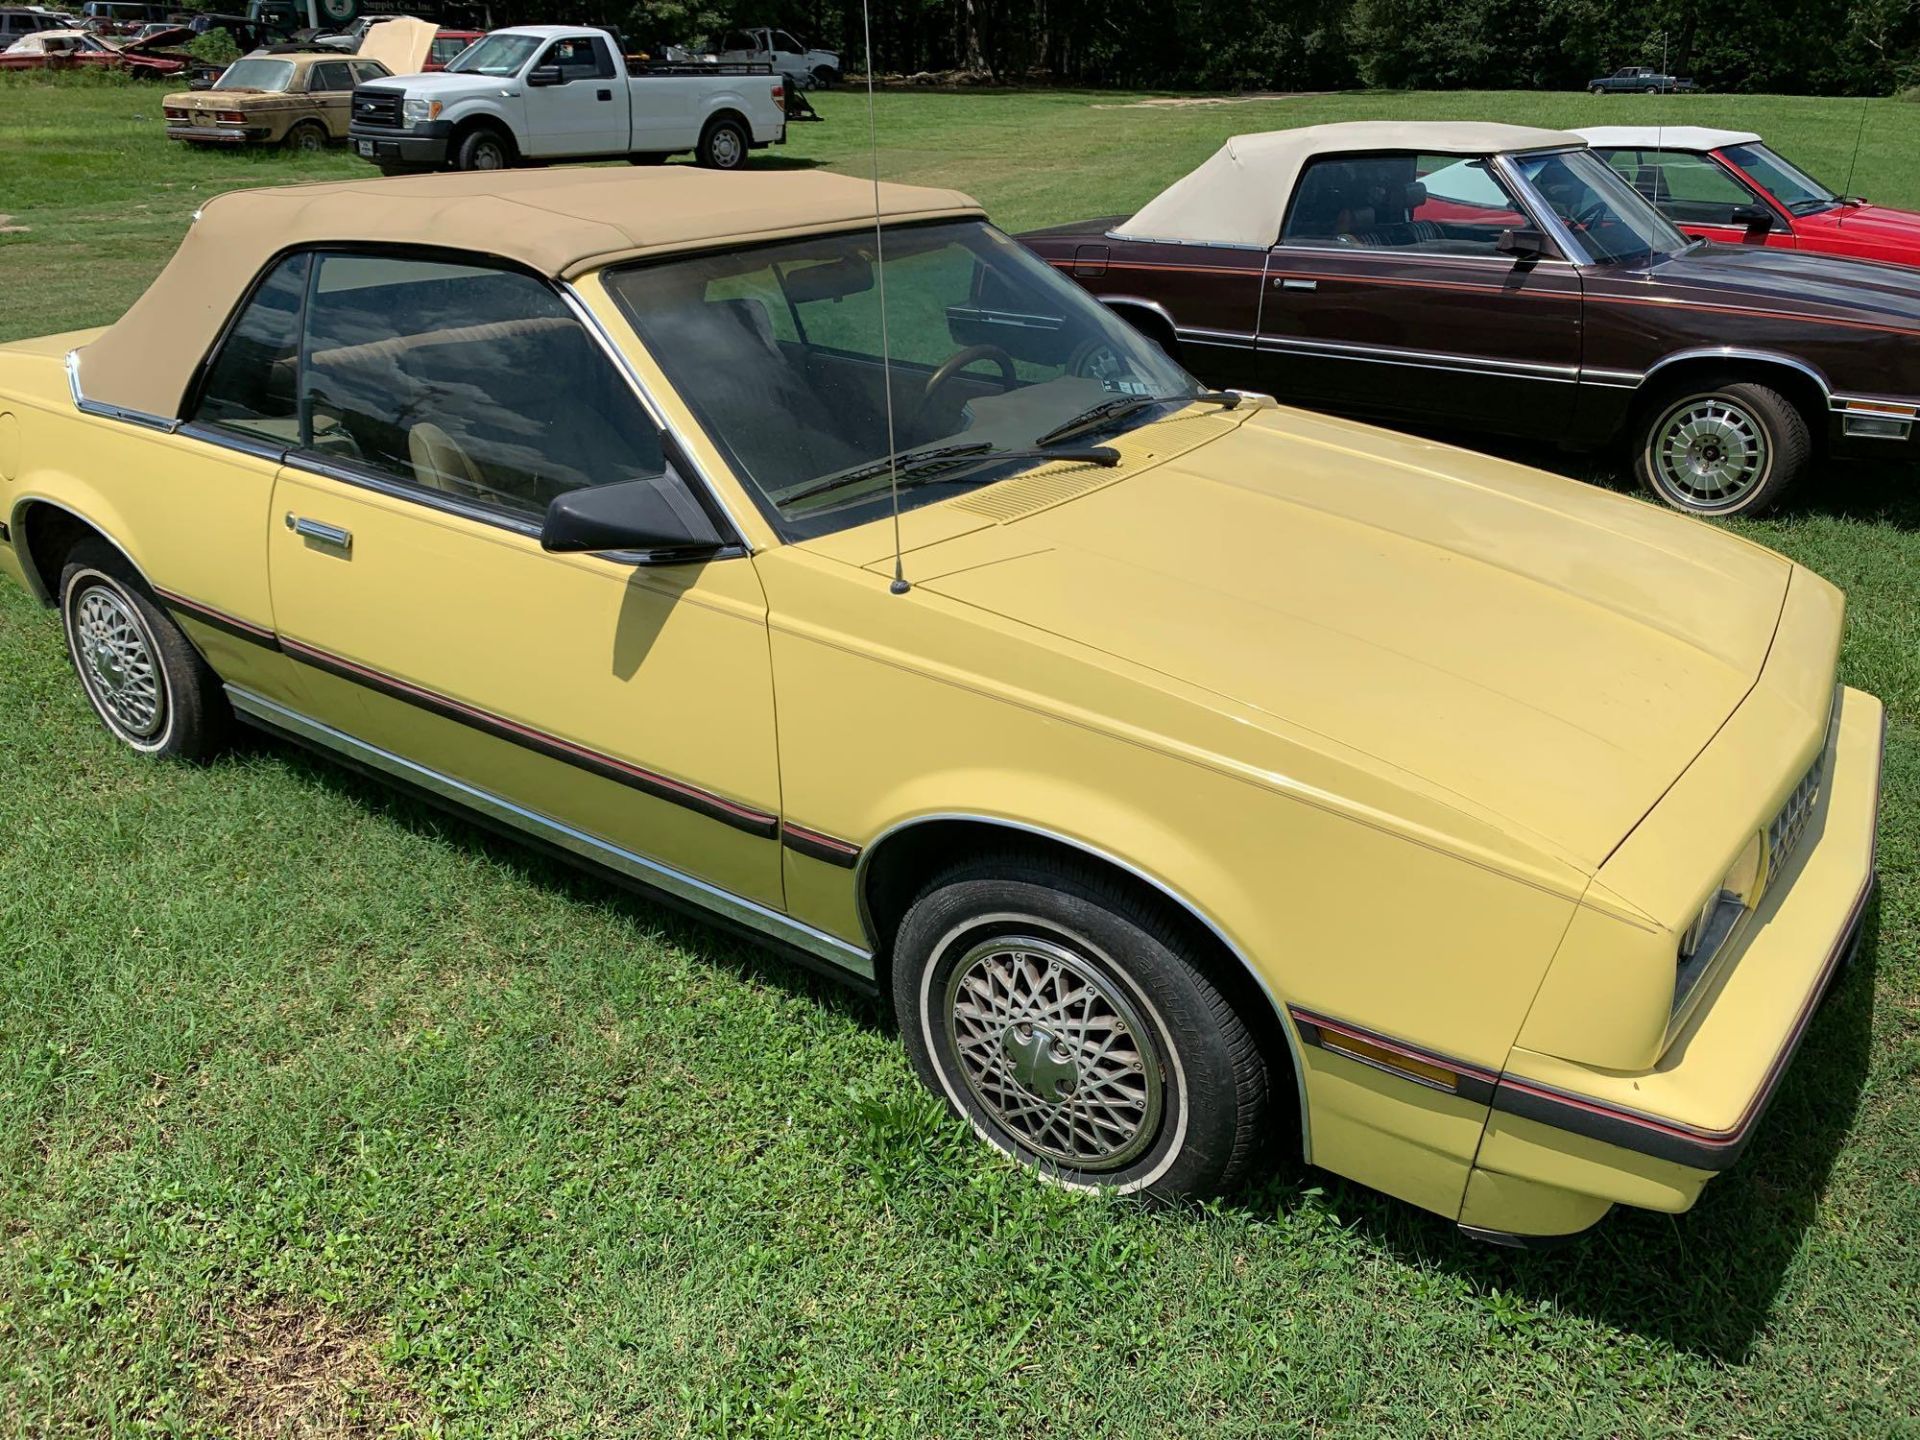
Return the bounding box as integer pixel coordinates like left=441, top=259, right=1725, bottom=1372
left=1654, top=241, right=1920, bottom=325
left=1798, top=200, right=1920, bottom=242
left=845, top=406, right=1792, bottom=869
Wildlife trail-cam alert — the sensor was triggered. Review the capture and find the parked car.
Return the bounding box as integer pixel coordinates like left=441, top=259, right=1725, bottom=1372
left=162, top=50, right=390, bottom=150
left=77, top=0, right=165, bottom=33
left=715, top=25, right=838, bottom=88
left=1577, top=125, right=1920, bottom=270
left=0, top=166, right=1885, bottom=1245
left=1588, top=65, right=1697, bottom=93
left=0, top=24, right=183, bottom=74
left=348, top=25, right=786, bottom=173
left=1022, top=121, right=1920, bottom=517
left=0, top=5, right=70, bottom=47
left=423, top=24, right=479, bottom=70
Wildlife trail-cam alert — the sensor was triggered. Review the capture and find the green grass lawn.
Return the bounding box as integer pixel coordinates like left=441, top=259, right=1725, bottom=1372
left=2, top=75, right=1918, bottom=1437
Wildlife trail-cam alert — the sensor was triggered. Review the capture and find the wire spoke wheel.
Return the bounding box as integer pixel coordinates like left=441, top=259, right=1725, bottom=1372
left=71, top=581, right=165, bottom=741
left=1650, top=395, right=1770, bottom=509
left=942, top=935, right=1165, bottom=1171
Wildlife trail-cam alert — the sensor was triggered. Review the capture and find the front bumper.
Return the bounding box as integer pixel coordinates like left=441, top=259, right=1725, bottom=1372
left=347, top=120, right=451, bottom=169
left=166, top=124, right=269, bottom=145
left=1459, top=683, right=1885, bottom=1239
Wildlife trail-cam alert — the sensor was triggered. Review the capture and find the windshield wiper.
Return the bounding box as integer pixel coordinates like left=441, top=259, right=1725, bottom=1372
left=782, top=440, right=1119, bottom=507
left=1034, top=390, right=1240, bottom=448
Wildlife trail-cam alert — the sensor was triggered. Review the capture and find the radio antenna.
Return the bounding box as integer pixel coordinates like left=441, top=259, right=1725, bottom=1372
left=1840, top=91, right=1871, bottom=203
left=861, top=0, right=909, bottom=595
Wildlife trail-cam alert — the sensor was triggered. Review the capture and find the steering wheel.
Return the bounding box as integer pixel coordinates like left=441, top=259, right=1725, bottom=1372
left=1568, top=198, right=1611, bottom=231
left=915, top=344, right=1016, bottom=433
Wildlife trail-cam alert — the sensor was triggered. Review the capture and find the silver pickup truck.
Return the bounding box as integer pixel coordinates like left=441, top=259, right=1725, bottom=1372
left=348, top=24, right=787, bottom=173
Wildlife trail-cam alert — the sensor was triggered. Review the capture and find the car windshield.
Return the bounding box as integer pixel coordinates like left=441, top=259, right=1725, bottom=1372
left=606, top=220, right=1201, bottom=539
left=1722, top=142, right=1840, bottom=214
left=1513, top=147, right=1690, bottom=266
left=212, top=56, right=291, bottom=90
left=445, top=32, right=538, bottom=76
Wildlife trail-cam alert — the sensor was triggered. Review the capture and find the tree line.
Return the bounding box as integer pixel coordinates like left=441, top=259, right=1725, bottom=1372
left=631, top=0, right=1920, bottom=95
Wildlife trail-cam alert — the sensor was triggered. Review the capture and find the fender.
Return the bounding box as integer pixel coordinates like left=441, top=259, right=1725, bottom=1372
left=855, top=806, right=1316, bottom=1159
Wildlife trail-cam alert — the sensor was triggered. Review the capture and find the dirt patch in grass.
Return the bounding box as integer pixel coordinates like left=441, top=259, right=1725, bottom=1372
left=198, top=1300, right=423, bottom=1437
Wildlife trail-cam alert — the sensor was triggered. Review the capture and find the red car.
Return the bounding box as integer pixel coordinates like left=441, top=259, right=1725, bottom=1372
left=1578, top=126, right=1920, bottom=267
left=0, top=24, right=184, bottom=75
left=423, top=27, right=482, bottom=71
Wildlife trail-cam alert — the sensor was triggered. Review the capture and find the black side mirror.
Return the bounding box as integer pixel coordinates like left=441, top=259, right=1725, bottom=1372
left=526, top=64, right=564, bottom=86
left=541, top=473, right=726, bottom=562
left=1496, top=227, right=1551, bottom=260
left=1729, top=203, right=1775, bottom=233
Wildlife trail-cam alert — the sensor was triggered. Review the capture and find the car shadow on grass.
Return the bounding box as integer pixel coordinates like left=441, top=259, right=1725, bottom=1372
left=233, top=687, right=1879, bottom=1366
left=245, top=731, right=885, bottom=1026
left=1280, top=897, right=1883, bottom=1363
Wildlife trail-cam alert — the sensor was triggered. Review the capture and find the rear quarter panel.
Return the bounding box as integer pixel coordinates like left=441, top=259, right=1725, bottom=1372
left=0, top=339, right=290, bottom=698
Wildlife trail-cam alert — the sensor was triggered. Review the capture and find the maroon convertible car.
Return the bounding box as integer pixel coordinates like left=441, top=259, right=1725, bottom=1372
left=1019, top=121, right=1920, bottom=516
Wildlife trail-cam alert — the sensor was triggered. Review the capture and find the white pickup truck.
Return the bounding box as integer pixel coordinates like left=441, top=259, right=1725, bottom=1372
left=348, top=25, right=787, bottom=173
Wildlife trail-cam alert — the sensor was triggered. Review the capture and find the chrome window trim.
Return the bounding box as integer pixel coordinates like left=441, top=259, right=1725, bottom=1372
left=853, top=812, right=1315, bottom=1163
left=66, top=350, right=181, bottom=433
left=1104, top=231, right=1270, bottom=252
left=558, top=281, right=757, bottom=553
left=1266, top=242, right=1578, bottom=270
left=227, top=686, right=873, bottom=979
left=279, top=449, right=547, bottom=538
left=1490, top=150, right=1597, bottom=267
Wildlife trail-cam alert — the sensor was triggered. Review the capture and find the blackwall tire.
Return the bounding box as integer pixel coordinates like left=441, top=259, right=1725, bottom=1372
left=696, top=115, right=749, bottom=170
left=892, top=854, right=1269, bottom=1199
left=455, top=128, right=510, bottom=171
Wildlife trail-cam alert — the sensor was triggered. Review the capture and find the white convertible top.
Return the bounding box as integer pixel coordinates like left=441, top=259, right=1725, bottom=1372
left=1118, top=121, right=1582, bottom=247
left=1574, top=127, right=1763, bottom=152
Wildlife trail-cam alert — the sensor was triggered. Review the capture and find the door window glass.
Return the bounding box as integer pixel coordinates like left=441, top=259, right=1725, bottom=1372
left=773, top=31, right=802, bottom=52
left=297, top=254, right=665, bottom=520
left=306, top=60, right=352, bottom=92
left=1282, top=154, right=1529, bottom=253
left=541, top=34, right=612, bottom=80
left=348, top=59, right=387, bottom=84
left=191, top=252, right=309, bottom=444
left=1595, top=148, right=1758, bottom=225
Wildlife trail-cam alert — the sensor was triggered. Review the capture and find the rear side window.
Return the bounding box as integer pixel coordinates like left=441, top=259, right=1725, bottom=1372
left=306, top=61, right=353, bottom=92
left=296, top=253, right=663, bottom=519
left=348, top=59, right=387, bottom=84
left=191, top=252, right=309, bottom=444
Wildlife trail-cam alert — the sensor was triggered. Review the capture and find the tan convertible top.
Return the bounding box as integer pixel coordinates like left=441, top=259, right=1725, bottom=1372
left=75, top=167, right=983, bottom=421
left=1118, top=121, right=1584, bottom=247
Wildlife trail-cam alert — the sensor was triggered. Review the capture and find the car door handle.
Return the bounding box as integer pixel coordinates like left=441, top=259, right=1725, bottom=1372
left=597, top=87, right=612, bottom=100
left=1274, top=277, right=1317, bottom=291
left=286, top=513, right=352, bottom=554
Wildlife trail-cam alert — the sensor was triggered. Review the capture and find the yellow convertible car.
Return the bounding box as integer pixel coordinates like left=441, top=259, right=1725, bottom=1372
left=0, top=169, right=1884, bottom=1244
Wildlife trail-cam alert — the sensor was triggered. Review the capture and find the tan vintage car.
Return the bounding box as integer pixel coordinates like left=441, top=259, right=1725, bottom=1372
left=163, top=51, right=392, bottom=151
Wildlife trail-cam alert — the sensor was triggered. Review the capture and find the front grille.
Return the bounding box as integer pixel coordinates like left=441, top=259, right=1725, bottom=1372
left=352, top=88, right=403, bottom=127
left=1765, top=753, right=1824, bottom=885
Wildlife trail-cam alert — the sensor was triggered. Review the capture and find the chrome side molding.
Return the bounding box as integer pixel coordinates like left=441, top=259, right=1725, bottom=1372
left=225, top=687, right=874, bottom=981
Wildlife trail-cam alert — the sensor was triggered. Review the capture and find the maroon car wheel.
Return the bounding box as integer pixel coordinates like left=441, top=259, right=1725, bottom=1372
left=1633, top=381, right=1809, bottom=517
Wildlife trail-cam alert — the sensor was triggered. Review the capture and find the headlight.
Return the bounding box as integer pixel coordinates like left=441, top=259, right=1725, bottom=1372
left=401, top=98, right=439, bottom=129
